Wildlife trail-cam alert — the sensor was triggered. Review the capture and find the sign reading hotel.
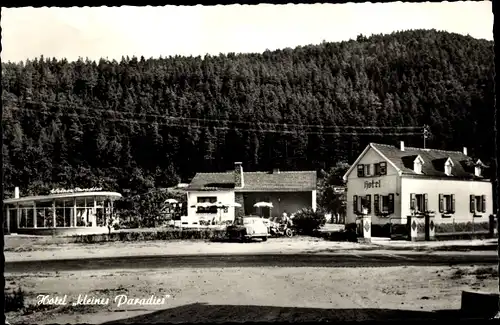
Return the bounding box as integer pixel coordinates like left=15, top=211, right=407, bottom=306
left=50, top=187, right=103, bottom=194
left=363, top=180, right=381, bottom=190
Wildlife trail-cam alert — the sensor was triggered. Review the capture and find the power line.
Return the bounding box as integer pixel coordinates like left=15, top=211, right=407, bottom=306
left=5, top=106, right=423, bottom=137
left=6, top=99, right=424, bottom=131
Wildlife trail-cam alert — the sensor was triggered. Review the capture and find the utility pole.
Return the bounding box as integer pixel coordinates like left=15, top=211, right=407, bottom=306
left=423, top=125, right=430, bottom=149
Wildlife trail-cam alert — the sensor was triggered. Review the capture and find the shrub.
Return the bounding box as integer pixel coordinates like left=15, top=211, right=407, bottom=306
left=435, top=221, right=490, bottom=234
left=120, top=219, right=140, bottom=229
left=292, top=207, right=326, bottom=235
left=69, top=228, right=229, bottom=243
left=5, top=287, right=25, bottom=312
left=372, top=223, right=391, bottom=237
left=345, top=223, right=357, bottom=233
left=390, top=224, right=409, bottom=239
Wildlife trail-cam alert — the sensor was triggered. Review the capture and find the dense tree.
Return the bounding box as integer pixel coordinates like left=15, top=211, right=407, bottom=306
left=1, top=30, right=495, bottom=204
left=317, top=161, right=350, bottom=215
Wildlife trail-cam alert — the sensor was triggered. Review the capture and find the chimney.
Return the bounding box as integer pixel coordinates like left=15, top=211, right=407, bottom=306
left=400, top=141, right=405, bottom=151
left=14, top=187, right=20, bottom=199
left=273, top=168, right=280, bottom=174
left=234, top=162, right=244, bottom=188
left=463, top=147, right=468, bottom=156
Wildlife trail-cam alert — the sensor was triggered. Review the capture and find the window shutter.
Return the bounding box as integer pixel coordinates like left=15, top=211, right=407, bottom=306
left=388, top=193, right=394, bottom=214
left=450, top=194, right=455, bottom=213
left=439, top=194, right=444, bottom=213
left=482, top=195, right=486, bottom=213
left=357, top=165, right=364, bottom=177
left=374, top=194, right=380, bottom=215
left=353, top=195, right=358, bottom=214
left=380, top=162, right=387, bottom=175
left=410, top=193, right=416, bottom=210
left=424, top=194, right=428, bottom=212
left=366, top=195, right=371, bottom=214
left=469, top=195, right=475, bottom=213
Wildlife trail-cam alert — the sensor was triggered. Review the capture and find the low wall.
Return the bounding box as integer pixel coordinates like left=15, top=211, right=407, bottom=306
left=344, top=215, right=497, bottom=241
left=14, top=227, right=109, bottom=236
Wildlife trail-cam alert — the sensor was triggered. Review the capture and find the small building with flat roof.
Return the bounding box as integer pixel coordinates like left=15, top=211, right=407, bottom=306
left=3, top=187, right=122, bottom=236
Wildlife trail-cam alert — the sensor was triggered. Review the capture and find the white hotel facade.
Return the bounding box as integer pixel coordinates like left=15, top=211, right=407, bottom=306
left=343, top=142, right=493, bottom=226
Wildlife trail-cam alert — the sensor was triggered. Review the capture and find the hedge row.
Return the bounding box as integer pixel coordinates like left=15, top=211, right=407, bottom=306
left=316, top=230, right=357, bottom=242
left=70, top=229, right=228, bottom=243
left=434, top=221, right=490, bottom=234
left=337, top=221, right=494, bottom=241
left=5, top=287, right=25, bottom=312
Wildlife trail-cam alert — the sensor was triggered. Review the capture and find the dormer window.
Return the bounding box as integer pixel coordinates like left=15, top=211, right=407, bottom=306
left=413, top=155, right=424, bottom=174
left=444, top=157, right=454, bottom=176
left=475, top=159, right=484, bottom=177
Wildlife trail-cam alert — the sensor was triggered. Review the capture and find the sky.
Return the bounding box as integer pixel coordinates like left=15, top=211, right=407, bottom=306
left=0, top=1, right=493, bottom=63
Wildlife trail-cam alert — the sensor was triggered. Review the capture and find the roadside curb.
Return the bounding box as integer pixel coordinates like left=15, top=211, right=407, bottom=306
left=5, top=249, right=498, bottom=265
left=370, top=243, right=498, bottom=252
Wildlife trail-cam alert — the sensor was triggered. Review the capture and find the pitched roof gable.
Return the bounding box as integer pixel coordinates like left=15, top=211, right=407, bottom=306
left=342, top=143, right=401, bottom=180
left=187, top=170, right=317, bottom=192
left=370, top=143, right=483, bottom=179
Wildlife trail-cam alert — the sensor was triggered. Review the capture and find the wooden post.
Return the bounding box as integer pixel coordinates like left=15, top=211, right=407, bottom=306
left=33, top=202, right=37, bottom=228
left=6, top=208, right=10, bottom=233
left=489, top=215, right=495, bottom=238
left=94, top=197, right=97, bottom=227
left=110, top=200, right=115, bottom=227
left=16, top=204, right=20, bottom=228
left=73, top=198, right=77, bottom=227
left=52, top=200, right=56, bottom=227
left=312, top=190, right=317, bottom=212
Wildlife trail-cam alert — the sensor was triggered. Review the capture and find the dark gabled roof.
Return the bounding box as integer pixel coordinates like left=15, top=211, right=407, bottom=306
left=186, top=171, right=317, bottom=192
left=401, top=155, right=419, bottom=170
left=371, top=143, right=486, bottom=179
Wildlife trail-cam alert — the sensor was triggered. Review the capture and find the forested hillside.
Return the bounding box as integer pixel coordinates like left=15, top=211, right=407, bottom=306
left=1, top=29, right=495, bottom=198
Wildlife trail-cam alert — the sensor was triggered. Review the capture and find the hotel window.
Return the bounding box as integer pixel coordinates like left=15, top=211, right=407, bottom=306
left=410, top=193, right=428, bottom=213
left=364, top=164, right=372, bottom=177
left=374, top=162, right=387, bottom=176
left=439, top=194, right=455, bottom=214
left=353, top=195, right=371, bottom=214
left=470, top=195, right=486, bottom=214
left=197, top=196, right=217, bottom=214
left=414, top=161, right=422, bottom=174
left=444, top=159, right=453, bottom=176
left=379, top=162, right=387, bottom=175
left=374, top=194, right=394, bottom=215
left=357, top=165, right=365, bottom=177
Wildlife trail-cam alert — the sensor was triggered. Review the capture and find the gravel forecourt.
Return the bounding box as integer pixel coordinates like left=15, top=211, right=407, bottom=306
left=5, top=265, right=499, bottom=324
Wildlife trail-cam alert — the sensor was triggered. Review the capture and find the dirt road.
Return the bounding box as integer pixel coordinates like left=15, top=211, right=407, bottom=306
left=5, top=236, right=498, bottom=263
left=5, top=265, right=498, bottom=324
left=5, top=251, right=498, bottom=273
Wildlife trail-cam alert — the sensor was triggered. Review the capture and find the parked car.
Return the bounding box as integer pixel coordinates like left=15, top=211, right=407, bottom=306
left=227, top=216, right=269, bottom=242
